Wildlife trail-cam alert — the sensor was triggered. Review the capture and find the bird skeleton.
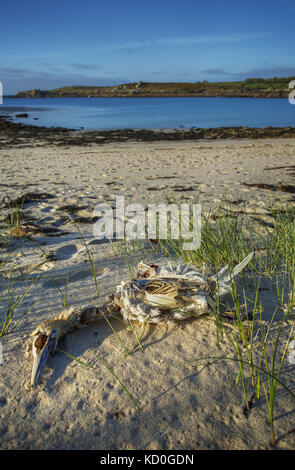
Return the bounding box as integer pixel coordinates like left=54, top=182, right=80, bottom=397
left=27, top=252, right=254, bottom=388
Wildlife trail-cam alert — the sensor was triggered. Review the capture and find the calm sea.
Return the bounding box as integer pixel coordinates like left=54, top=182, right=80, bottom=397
left=2, top=96, right=295, bottom=130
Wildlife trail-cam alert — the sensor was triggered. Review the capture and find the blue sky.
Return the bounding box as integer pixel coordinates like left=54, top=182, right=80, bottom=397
left=1, top=0, right=295, bottom=93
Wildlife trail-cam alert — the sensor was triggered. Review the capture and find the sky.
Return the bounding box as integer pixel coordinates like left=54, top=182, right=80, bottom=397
left=0, top=0, right=295, bottom=94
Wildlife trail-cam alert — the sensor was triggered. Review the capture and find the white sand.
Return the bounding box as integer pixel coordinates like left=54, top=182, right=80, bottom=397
left=0, top=138, right=295, bottom=450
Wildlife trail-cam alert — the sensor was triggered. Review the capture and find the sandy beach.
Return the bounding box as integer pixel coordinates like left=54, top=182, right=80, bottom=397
left=0, top=136, right=295, bottom=450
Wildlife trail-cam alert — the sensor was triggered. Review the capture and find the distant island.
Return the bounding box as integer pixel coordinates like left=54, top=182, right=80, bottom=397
left=14, top=77, right=294, bottom=99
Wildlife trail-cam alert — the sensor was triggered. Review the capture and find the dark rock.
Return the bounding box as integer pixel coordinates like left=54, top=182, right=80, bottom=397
left=15, top=113, right=29, bottom=118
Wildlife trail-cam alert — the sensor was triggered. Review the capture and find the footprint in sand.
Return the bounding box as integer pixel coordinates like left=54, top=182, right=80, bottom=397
left=40, top=205, right=56, bottom=214
left=54, top=244, right=78, bottom=261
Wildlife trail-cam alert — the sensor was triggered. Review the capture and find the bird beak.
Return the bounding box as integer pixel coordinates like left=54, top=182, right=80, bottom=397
left=31, top=331, right=56, bottom=388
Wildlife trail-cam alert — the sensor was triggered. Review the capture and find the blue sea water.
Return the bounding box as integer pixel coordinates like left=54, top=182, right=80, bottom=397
left=2, top=96, right=295, bottom=130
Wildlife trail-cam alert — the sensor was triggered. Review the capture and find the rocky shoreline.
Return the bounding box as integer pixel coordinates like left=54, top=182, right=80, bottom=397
left=0, top=115, right=295, bottom=148
left=14, top=78, right=293, bottom=99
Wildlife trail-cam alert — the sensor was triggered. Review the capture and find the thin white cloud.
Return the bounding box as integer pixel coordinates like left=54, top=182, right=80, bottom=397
left=202, top=65, right=295, bottom=79
left=0, top=52, right=68, bottom=59
left=0, top=32, right=270, bottom=60
left=97, top=32, right=271, bottom=52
